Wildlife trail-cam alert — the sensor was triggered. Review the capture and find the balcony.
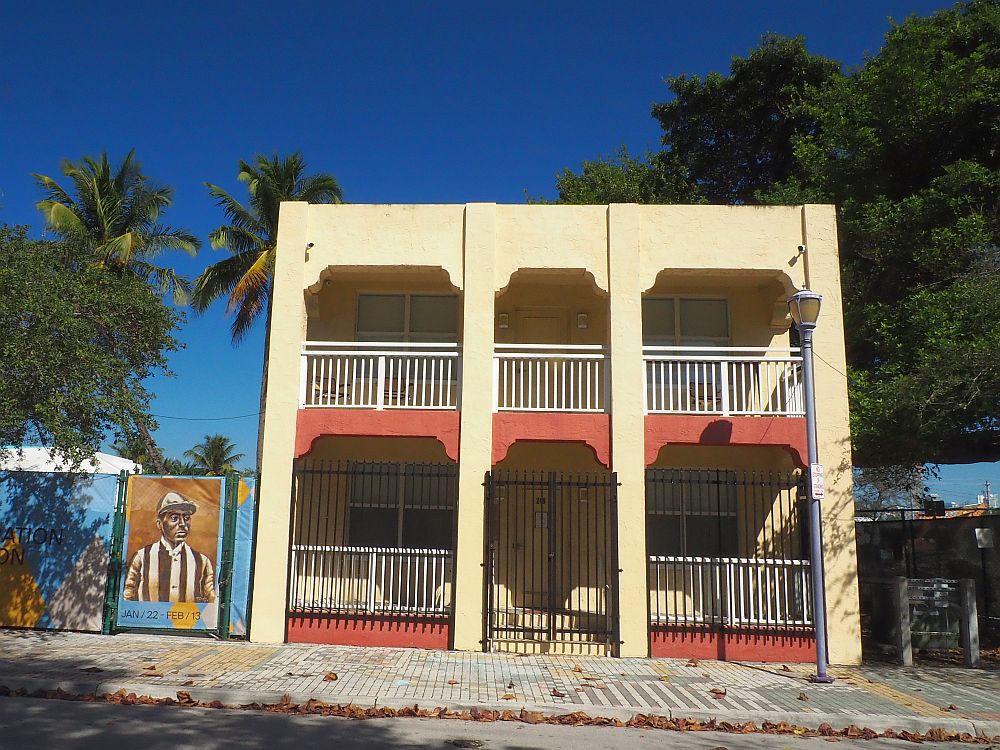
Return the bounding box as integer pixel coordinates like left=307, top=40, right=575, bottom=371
left=300, top=342, right=461, bottom=410
left=644, top=347, right=804, bottom=416
left=493, top=344, right=609, bottom=413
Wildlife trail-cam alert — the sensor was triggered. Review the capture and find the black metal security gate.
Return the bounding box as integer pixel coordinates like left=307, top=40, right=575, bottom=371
left=483, top=470, right=619, bottom=654
left=646, top=468, right=813, bottom=631
left=287, top=460, right=458, bottom=618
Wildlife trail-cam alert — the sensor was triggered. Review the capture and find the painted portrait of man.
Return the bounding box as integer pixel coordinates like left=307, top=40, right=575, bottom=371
left=123, top=491, right=216, bottom=603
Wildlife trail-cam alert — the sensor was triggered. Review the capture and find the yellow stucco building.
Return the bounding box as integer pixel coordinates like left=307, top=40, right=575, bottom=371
left=249, top=202, right=861, bottom=665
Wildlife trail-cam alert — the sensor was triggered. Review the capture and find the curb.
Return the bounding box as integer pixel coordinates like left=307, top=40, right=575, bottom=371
left=3, top=676, right=999, bottom=739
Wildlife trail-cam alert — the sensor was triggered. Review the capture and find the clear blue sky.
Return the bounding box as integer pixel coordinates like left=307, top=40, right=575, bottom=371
left=0, top=0, right=994, bottom=499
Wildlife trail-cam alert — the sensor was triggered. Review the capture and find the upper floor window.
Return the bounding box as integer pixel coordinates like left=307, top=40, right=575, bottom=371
left=642, top=297, right=729, bottom=347
left=356, top=294, right=458, bottom=342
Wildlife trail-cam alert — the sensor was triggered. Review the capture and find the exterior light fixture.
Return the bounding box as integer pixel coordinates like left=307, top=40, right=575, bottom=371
left=498, top=313, right=509, bottom=330
left=787, top=287, right=834, bottom=684
left=788, top=289, right=822, bottom=330
left=577, top=313, right=589, bottom=329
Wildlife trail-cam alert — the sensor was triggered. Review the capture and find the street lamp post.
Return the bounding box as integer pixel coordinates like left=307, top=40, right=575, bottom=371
left=788, top=289, right=835, bottom=684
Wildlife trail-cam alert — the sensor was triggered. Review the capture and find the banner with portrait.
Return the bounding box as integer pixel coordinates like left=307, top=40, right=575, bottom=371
left=116, top=475, right=224, bottom=631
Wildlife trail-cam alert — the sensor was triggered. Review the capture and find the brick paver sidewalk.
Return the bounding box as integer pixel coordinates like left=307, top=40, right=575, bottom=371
left=1, top=629, right=997, bottom=736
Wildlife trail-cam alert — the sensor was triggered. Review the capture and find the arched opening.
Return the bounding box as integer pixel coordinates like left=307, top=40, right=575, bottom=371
left=485, top=441, right=617, bottom=655
left=287, top=436, right=457, bottom=649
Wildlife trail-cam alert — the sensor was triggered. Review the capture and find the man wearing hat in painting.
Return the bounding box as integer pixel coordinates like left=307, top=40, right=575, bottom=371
left=123, top=491, right=216, bottom=603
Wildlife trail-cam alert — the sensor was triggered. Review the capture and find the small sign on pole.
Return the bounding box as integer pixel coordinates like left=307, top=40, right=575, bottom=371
left=810, top=463, right=826, bottom=500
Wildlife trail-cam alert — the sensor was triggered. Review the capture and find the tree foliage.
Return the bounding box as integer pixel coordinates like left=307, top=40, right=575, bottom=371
left=34, top=151, right=199, bottom=305
left=768, top=0, right=1000, bottom=465
left=0, top=226, right=181, bottom=467
left=545, top=5, right=1000, bottom=470
left=183, top=434, right=245, bottom=475
left=194, top=153, right=343, bottom=342
left=652, top=34, right=842, bottom=204
left=537, top=147, right=701, bottom=205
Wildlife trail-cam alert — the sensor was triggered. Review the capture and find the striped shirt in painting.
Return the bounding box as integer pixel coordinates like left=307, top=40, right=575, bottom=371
left=123, top=539, right=216, bottom=603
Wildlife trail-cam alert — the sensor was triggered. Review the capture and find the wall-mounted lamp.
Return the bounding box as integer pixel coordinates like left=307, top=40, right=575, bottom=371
left=498, top=313, right=509, bottom=329
left=577, top=313, right=589, bottom=329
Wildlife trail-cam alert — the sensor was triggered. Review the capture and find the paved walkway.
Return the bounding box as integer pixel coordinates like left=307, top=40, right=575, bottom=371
left=1, top=629, right=998, bottom=737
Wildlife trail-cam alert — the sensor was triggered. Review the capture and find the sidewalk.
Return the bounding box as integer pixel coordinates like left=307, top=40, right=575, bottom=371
left=1, top=629, right=998, bottom=738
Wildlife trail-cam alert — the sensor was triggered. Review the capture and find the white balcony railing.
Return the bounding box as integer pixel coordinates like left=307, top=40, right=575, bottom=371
left=300, top=342, right=460, bottom=409
left=493, top=344, right=609, bottom=412
left=289, top=545, right=454, bottom=615
left=643, top=347, right=804, bottom=416
left=648, top=555, right=812, bottom=627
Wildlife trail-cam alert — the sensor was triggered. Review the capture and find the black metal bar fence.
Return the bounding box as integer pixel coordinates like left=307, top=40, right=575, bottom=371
left=288, top=459, right=458, bottom=617
left=483, top=469, right=618, bottom=653
left=645, top=468, right=813, bottom=631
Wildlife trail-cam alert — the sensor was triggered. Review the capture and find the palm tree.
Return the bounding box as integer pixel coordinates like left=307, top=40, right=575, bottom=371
left=34, top=151, right=200, bottom=305
left=194, top=153, right=342, bottom=341
left=183, top=434, right=245, bottom=476
left=163, top=457, right=201, bottom=476
left=111, top=435, right=153, bottom=470
left=35, top=151, right=199, bottom=475
left=195, top=153, right=342, bottom=473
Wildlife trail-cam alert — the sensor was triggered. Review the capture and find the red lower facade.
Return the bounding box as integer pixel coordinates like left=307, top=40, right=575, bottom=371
left=650, top=627, right=816, bottom=662
left=287, top=613, right=450, bottom=649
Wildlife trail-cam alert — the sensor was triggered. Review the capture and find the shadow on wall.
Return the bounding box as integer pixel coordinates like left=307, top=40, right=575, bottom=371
left=0, top=471, right=116, bottom=631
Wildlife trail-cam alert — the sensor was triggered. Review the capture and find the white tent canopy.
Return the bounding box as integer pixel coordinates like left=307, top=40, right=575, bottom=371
left=0, top=447, right=140, bottom=475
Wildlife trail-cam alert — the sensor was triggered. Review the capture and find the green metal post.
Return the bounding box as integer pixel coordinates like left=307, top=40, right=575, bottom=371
left=101, top=471, right=129, bottom=635
left=216, top=472, right=239, bottom=639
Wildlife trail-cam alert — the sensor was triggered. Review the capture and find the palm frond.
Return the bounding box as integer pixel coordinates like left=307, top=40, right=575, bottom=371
left=36, top=200, right=85, bottom=237
left=191, top=250, right=260, bottom=311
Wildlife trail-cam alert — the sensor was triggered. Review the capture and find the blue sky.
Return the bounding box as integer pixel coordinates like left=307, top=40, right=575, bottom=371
left=1, top=0, right=994, bottom=501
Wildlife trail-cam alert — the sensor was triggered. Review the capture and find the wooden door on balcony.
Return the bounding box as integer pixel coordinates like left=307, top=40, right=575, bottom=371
left=515, top=308, right=567, bottom=344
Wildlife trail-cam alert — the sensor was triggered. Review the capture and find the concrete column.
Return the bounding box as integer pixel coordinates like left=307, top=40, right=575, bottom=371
left=894, top=576, right=913, bottom=666
left=960, top=578, right=981, bottom=667
left=249, top=201, right=309, bottom=643
left=451, top=203, right=497, bottom=651
left=607, top=204, right=649, bottom=657
left=801, top=205, right=862, bottom=665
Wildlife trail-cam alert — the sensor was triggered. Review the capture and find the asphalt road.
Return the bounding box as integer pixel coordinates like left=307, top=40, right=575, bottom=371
left=0, top=696, right=977, bottom=750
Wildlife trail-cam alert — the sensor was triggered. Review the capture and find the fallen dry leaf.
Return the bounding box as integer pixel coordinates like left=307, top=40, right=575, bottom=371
left=686, top=658, right=700, bottom=667
left=323, top=672, right=338, bottom=682
left=141, top=669, right=163, bottom=678
left=709, top=688, right=727, bottom=699
left=80, top=667, right=103, bottom=673
left=572, top=665, right=582, bottom=673
left=798, top=692, right=809, bottom=701
left=550, top=689, right=566, bottom=698
left=181, top=681, right=193, bottom=687
left=781, top=665, right=791, bottom=672
left=447, top=680, right=459, bottom=686
left=500, top=693, right=515, bottom=700
left=945, top=703, right=958, bottom=711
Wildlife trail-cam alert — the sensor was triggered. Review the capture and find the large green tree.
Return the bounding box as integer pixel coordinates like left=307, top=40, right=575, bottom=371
left=652, top=34, right=841, bottom=204
left=546, top=8, right=1000, bottom=473
left=0, top=226, right=181, bottom=467
left=33, top=151, right=198, bottom=472
left=194, top=153, right=343, bottom=473
left=34, top=151, right=199, bottom=305
left=768, top=0, right=1000, bottom=465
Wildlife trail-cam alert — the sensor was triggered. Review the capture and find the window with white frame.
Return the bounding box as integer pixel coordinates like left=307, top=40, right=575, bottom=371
left=356, top=294, right=458, bottom=342
left=641, top=297, right=730, bottom=347
left=347, top=465, right=456, bottom=549
left=646, top=471, right=739, bottom=557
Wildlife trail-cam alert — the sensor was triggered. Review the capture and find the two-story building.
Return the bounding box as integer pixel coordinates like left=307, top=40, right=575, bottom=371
left=248, top=202, right=861, bottom=664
